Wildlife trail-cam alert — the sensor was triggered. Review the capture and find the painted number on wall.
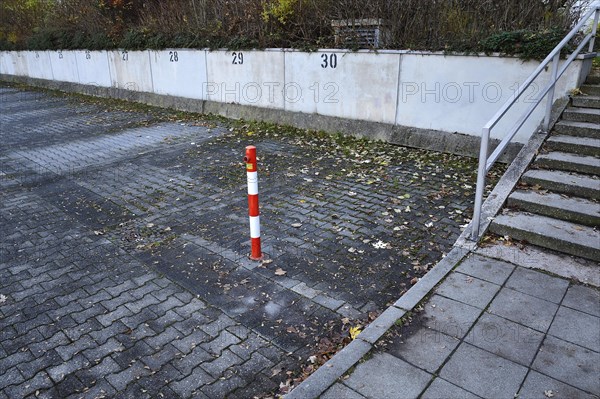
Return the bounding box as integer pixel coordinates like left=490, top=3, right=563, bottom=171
left=121, top=50, right=128, bottom=61
left=320, top=53, right=337, bottom=69
left=232, top=52, right=244, bottom=65
left=58, top=50, right=63, bottom=59
left=169, top=51, right=178, bottom=62
left=85, top=50, right=91, bottom=60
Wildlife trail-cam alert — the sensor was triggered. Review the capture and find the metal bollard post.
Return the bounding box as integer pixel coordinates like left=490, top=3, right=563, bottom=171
left=244, top=145, right=263, bottom=260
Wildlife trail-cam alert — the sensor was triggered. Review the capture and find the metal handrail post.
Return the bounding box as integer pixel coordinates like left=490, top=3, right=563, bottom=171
left=470, top=127, right=491, bottom=241
left=543, top=53, right=561, bottom=132
left=589, top=8, right=599, bottom=52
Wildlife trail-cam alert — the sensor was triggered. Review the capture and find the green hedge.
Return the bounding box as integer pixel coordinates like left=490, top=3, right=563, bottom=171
left=0, top=0, right=592, bottom=60
left=0, top=27, right=575, bottom=61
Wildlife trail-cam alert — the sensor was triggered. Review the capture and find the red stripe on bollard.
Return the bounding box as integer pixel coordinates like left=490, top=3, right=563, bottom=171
left=248, top=195, right=259, bottom=217
left=244, top=146, right=262, bottom=261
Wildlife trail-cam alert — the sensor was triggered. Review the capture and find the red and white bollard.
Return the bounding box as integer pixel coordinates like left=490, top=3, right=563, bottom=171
left=244, top=146, right=262, bottom=260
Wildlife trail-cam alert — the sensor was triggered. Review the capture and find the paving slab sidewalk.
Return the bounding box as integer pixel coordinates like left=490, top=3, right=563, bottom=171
left=291, top=253, right=600, bottom=399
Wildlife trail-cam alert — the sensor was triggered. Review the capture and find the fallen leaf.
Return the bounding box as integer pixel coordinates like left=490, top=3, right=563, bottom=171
left=372, top=240, right=391, bottom=249
left=93, top=230, right=104, bottom=236
left=349, top=326, right=362, bottom=339
left=262, top=259, right=273, bottom=265
left=544, top=390, right=555, bottom=398
left=0, top=294, right=6, bottom=304
left=341, top=317, right=350, bottom=324
left=275, top=268, right=287, bottom=276
left=291, top=223, right=302, bottom=228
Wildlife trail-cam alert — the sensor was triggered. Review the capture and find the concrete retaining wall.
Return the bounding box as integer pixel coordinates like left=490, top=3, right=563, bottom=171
left=75, top=50, right=112, bottom=87
left=48, top=50, right=79, bottom=83
left=0, top=48, right=590, bottom=156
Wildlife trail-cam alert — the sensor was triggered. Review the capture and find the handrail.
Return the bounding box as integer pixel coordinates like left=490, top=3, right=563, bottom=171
left=471, top=3, right=600, bottom=241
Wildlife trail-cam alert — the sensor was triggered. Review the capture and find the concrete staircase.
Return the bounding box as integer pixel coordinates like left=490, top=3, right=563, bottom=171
left=490, top=69, right=600, bottom=262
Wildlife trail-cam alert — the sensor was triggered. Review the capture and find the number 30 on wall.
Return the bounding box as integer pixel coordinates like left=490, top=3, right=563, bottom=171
left=321, top=53, right=337, bottom=69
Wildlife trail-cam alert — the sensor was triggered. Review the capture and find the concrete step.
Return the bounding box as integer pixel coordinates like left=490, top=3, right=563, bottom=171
left=546, top=135, right=600, bottom=156
left=572, top=95, right=600, bottom=109
left=490, top=212, right=600, bottom=262
left=507, top=190, right=600, bottom=226
left=554, top=120, right=600, bottom=138
left=563, top=107, right=600, bottom=124
left=522, top=169, right=600, bottom=200
left=535, top=151, right=600, bottom=175
left=580, top=84, right=600, bottom=96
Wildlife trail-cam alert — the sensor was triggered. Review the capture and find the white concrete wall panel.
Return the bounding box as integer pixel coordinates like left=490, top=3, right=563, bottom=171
left=149, top=49, right=207, bottom=100
left=0, top=51, right=16, bottom=75
left=75, top=50, right=111, bottom=87
left=284, top=51, right=400, bottom=123
left=13, top=52, right=29, bottom=76
left=395, top=54, right=577, bottom=143
left=205, top=50, right=285, bottom=109
left=555, top=62, right=582, bottom=100
left=107, top=50, right=153, bottom=92
left=23, top=51, right=54, bottom=80
left=49, top=50, right=79, bottom=83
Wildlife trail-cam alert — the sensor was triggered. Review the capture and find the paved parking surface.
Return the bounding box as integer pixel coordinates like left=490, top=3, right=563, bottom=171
left=1, top=84, right=484, bottom=398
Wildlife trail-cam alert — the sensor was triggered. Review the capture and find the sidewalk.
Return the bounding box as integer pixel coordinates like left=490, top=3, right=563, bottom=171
left=293, top=251, right=600, bottom=399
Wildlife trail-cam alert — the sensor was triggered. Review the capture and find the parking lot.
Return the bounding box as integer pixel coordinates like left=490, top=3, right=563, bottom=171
left=0, top=84, right=485, bottom=398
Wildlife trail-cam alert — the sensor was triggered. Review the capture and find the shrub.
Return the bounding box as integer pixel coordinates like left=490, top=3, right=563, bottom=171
left=480, top=29, right=571, bottom=60
left=0, top=0, right=592, bottom=58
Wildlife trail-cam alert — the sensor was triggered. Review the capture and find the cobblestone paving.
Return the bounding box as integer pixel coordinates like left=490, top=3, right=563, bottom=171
left=0, top=84, right=485, bottom=398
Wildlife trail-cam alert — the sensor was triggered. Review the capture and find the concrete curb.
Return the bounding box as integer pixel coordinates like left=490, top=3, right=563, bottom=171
left=284, top=245, right=469, bottom=399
